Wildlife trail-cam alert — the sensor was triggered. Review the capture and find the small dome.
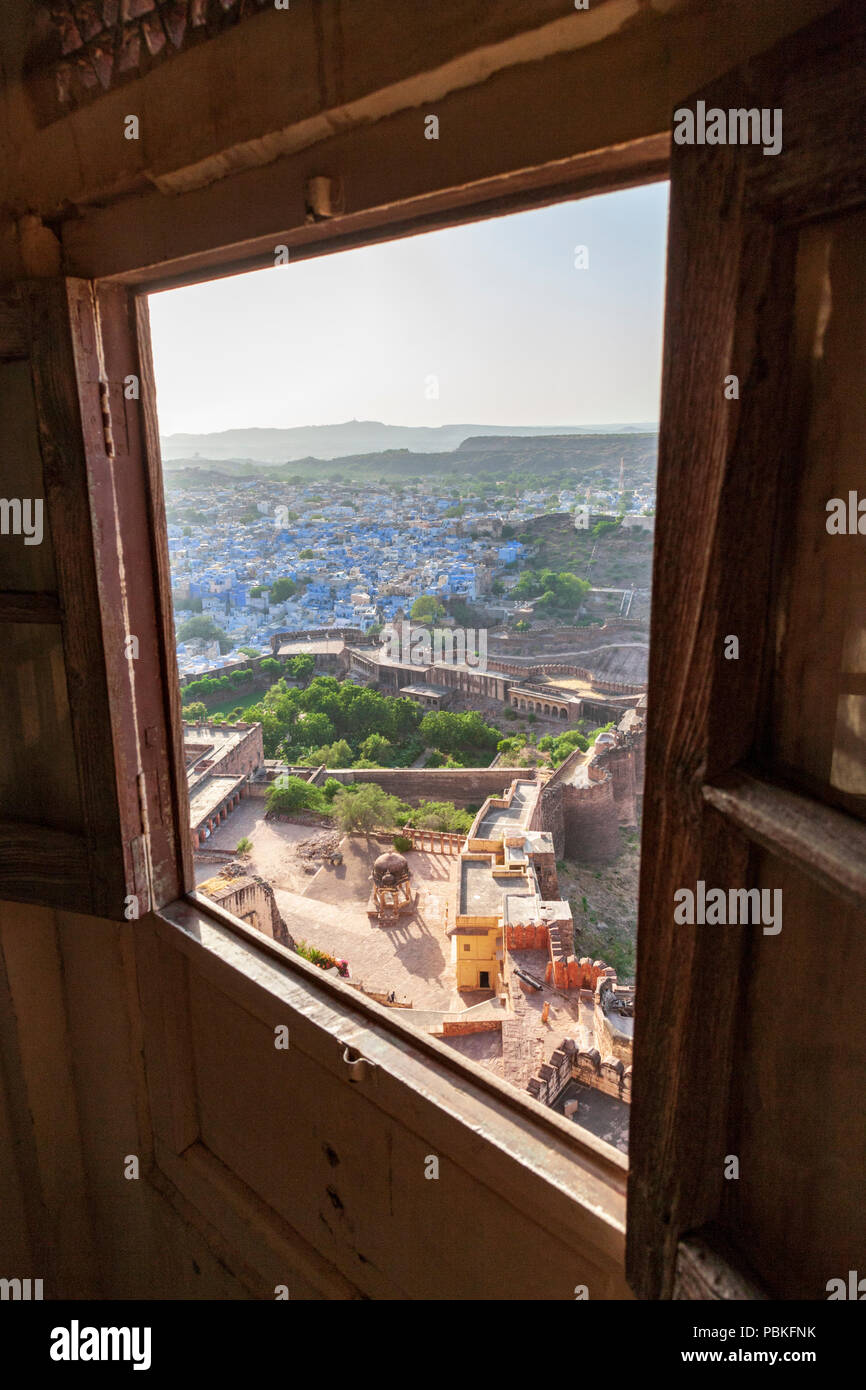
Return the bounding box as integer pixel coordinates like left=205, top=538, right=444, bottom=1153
left=595, top=731, right=616, bottom=746
left=372, top=851, right=410, bottom=886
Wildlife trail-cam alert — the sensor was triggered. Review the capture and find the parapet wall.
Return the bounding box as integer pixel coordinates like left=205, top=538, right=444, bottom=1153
left=183, top=721, right=264, bottom=778
left=321, top=766, right=537, bottom=806
left=526, top=1047, right=572, bottom=1108
left=572, top=1048, right=632, bottom=1103
left=505, top=923, right=549, bottom=950
left=526, top=963, right=633, bottom=1107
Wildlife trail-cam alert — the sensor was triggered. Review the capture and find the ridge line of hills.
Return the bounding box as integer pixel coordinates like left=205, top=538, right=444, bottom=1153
left=160, top=419, right=658, bottom=464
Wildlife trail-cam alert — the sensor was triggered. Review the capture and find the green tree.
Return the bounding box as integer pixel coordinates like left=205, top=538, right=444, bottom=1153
left=182, top=701, right=208, bottom=721
left=295, top=711, right=335, bottom=748
left=331, top=784, right=402, bottom=834
left=287, top=653, right=315, bottom=683
left=358, top=733, right=393, bottom=765
left=266, top=777, right=326, bottom=815
left=269, top=577, right=299, bottom=603
left=305, top=738, right=353, bottom=768
left=410, top=595, right=446, bottom=624
left=420, top=709, right=501, bottom=753
left=406, top=800, right=471, bottom=833
left=177, top=614, right=230, bottom=650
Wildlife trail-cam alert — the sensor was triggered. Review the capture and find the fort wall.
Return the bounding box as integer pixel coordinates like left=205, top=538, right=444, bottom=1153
left=320, top=766, right=537, bottom=806
left=562, top=774, right=622, bottom=863
left=597, top=743, right=638, bottom=827
left=197, top=864, right=294, bottom=950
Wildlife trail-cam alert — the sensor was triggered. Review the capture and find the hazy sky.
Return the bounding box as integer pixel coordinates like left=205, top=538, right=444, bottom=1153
left=148, top=181, right=669, bottom=437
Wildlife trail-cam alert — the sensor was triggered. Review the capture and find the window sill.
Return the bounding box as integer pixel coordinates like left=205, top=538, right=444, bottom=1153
left=147, top=890, right=629, bottom=1294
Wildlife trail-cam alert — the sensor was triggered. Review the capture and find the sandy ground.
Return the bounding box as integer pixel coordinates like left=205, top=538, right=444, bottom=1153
left=197, top=805, right=469, bottom=1007
left=272, top=836, right=463, bottom=1010
left=194, top=798, right=328, bottom=893
left=196, top=803, right=626, bottom=1105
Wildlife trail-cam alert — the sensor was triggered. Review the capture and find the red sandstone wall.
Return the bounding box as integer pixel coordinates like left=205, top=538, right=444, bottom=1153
left=505, top=923, right=549, bottom=950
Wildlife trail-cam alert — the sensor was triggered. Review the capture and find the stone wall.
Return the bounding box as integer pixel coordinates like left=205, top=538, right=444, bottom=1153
left=321, top=766, right=536, bottom=806
left=526, top=1046, right=572, bottom=1108
left=438, top=1019, right=503, bottom=1037
left=562, top=774, right=621, bottom=863
left=197, top=864, right=294, bottom=950
left=596, top=1004, right=633, bottom=1067
left=269, top=627, right=367, bottom=653
left=531, top=850, right=559, bottom=900
left=572, top=1048, right=632, bottom=1103
left=597, top=743, right=638, bottom=827
left=535, top=780, right=564, bottom=857
left=182, top=720, right=264, bottom=778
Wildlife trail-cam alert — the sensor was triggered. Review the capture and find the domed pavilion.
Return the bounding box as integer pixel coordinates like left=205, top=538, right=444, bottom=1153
left=368, top=850, right=413, bottom=925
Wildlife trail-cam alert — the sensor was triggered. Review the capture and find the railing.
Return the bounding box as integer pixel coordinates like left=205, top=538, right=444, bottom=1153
left=403, top=828, right=464, bottom=855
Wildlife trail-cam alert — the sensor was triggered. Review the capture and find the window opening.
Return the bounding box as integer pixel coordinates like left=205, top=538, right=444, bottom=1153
left=147, top=184, right=668, bottom=1154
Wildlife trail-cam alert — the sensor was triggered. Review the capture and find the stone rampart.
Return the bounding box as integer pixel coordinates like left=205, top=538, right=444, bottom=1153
left=562, top=775, right=621, bottom=862
left=321, top=766, right=537, bottom=806
left=596, top=743, right=638, bottom=827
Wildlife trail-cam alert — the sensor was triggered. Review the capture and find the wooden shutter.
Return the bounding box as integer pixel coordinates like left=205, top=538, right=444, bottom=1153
left=0, top=280, right=189, bottom=918
left=629, top=0, right=866, bottom=1299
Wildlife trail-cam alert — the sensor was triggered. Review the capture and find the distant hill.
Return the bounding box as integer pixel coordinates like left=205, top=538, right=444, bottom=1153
left=162, top=433, right=658, bottom=488
left=521, top=512, right=654, bottom=600
left=160, top=419, right=658, bottom=463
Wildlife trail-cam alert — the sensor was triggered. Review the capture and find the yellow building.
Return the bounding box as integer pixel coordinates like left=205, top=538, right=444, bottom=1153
left=450, top=924, right=502, bottom=994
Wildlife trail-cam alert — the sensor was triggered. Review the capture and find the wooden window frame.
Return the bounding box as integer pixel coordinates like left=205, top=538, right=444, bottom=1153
left=126, top=162, right=665, bottom=1279
left=0, top=136, right=673, bottom=1297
